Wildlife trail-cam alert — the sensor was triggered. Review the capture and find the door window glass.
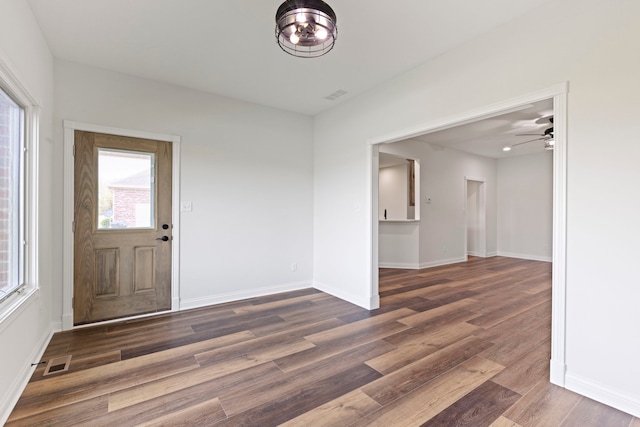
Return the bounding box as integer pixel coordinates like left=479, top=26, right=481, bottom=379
left=97, top=149, right=155, bottom=229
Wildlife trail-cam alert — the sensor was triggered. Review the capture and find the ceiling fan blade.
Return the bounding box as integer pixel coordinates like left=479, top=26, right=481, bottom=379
left=512, top=137, right=543, bottom=146
left=535, top=115, right=554, bottom=125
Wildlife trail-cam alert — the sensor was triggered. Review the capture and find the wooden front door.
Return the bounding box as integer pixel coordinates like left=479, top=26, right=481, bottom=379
left=73, top=131, right=172, bottom=325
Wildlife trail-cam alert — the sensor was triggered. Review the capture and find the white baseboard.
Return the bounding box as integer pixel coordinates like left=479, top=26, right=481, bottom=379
left=419, top=256, right=467, bottom=270
left=378, top=262, right=421, bottom=269
left=50, top=321, right=62, bottom=334
left=497, top=251, right=552, bottom=263
left=467, top=251, right=498, bottom=258
left=179, top=281, right=312, bottom=311
left=313, top=281, right=376, bottom=310
left=62, top=312, right=73, bottom=331
left=549, top=358, right=566, bottom=386
left=369, top=294, right=380, bottom=310
left=380, top=257, right=468, bottom=272
left=565, top=374, right=640, bottom=418
left=0, top=321, right=55, bottom=425
left=467, top=251, right=485, bottom=257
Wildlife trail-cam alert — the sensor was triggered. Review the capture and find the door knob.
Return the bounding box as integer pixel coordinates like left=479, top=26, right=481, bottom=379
left=156, top=236, right=169, bottom=242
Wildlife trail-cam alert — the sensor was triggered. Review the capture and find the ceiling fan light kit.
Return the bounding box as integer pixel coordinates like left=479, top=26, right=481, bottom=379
left=275, top=0, right=337, bottom=58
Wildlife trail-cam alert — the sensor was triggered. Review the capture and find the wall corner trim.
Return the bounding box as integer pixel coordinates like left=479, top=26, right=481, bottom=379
left=550, top=358, right=566, bottom=386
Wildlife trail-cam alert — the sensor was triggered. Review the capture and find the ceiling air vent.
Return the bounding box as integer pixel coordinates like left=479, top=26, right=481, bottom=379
left=324, top=89, right=347, bottom=101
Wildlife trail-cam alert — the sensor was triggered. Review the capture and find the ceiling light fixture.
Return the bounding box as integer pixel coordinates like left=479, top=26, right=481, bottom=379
left=275, top=0, right=337, bottom=58
left=502, top=146, right=512, bottom=152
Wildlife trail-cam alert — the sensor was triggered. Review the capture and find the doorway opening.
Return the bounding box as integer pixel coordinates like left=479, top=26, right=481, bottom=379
left=370, top=83, right=568, bottom=386
left=465, top=177, right=486, bottom=259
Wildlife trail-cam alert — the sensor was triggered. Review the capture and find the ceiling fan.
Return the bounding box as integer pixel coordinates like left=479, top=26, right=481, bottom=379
left=506, top=117, right=554, bottom=151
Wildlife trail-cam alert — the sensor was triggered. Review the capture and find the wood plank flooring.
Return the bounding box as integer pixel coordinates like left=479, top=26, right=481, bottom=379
left=7, top=257, right=638, bottom=426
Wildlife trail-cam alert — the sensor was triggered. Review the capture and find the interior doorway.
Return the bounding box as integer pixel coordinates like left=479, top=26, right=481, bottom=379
left=465, top=177, right=486, bottom=258
left=369, top=82, right=568, bottom=386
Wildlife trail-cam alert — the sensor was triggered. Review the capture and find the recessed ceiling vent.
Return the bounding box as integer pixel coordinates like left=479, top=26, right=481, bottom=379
left=324, top=89, right=347, bottom=101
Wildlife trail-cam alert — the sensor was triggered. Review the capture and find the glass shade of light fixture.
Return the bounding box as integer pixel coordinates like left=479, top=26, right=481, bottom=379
left=275, top=0, right=337, bottom=58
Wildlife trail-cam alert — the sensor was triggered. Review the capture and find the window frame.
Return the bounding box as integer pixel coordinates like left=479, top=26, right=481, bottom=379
left=0, top=58, right=39, bottom=324
left=0, top=88, right=25, bottom=303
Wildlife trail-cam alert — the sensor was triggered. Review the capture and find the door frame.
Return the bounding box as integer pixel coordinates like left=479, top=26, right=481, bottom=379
left=369, top=82, right=568, bottom=387
left=62, top=120, right=181, bottom=330
left=464, top=177, right=487, bottom=259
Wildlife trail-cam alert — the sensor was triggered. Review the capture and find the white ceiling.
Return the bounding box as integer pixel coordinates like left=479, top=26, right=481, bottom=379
left=379, top=100, right=554, bottom=161
left=411, top=99, right=554, bottom=159
left=27, top=0, right=553, bottom=116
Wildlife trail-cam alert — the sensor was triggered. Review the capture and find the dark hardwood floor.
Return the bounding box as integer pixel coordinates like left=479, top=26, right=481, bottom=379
left=7, top=257, right=638, bottom=426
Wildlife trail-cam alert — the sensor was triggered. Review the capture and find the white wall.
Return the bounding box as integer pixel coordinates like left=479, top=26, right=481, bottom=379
left=314, top=0, right=640, bottom=416
left=497, top=152, right=552, bottom=261
left=379, top=163, right=408, bottom=220
left=54, top=60, right=314, bottom=309
left=378, top=222, right=420, bottom=269
left=0, top=0, right=55, bottom=423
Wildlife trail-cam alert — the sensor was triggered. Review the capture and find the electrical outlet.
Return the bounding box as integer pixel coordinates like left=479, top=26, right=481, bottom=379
left=180, top=201, right=192, bottom=212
